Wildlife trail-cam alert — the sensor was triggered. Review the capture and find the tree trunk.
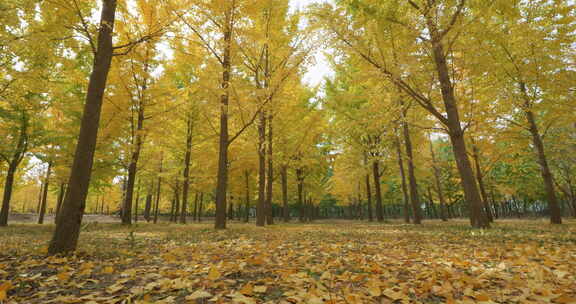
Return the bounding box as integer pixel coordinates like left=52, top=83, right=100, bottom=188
left=401, top=113, right=422, bottom=224
left=244, top=170, right=251, bottom=223
left=48, top=0, right=118, bottom=254
left=100, top=195, right=104, bottom=215
left=426, top=15, right=488, bottom=229
left=192, top=192, right=199, bottom=221
left=365, top=173, right=373, bottom=222
left=36, top=183, right=43, bottom=215
left=180, top=113, right=194, bottom=224
left=568, top=180, right=576, bottom=218
left=256, top=110, right=266, bottom=227
left=173, top=185, right=180, bottom=222
left=265, top=113, right=274, bottom=225
left=281, top=166, right=289, bottom=222
left=121, top=58, right=148, bottom=225
left=214, top=13, right=232, bottom=230
left=450, top=132, right=488, bottom=227
left=198, top=192, right=203, bottom=222
left=522, top=89, right=562, bottom=224
left=372, top=160, right=384, bottom=222
left=472, top=145, right=494, bottom=222
left=228, top=197, right=234, bottom=220
left=154, top=153, right=163, bottom=224
left=426, top=186, right=439, bottom=219
left=429, top=137, right=448, bottom=221
left=144, top=193, right=152, bottom=222
left=55, top=182, right=66, bottom=223
left=0, top=117, right=28, bottom=226
left=134, top=186, right=139, bottom=223
left=38, top=162, right=52, bottom=224
left=394, top=136, right=411, bottom=223
left=296, top=168, right=304, bottom=222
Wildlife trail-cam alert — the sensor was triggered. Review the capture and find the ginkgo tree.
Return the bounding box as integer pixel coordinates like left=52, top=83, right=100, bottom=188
left=2, top=0, right=576, bottom=265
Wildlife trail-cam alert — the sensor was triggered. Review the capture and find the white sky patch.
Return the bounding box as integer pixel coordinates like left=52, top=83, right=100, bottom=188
left=289, top=0, right=335, bottom=87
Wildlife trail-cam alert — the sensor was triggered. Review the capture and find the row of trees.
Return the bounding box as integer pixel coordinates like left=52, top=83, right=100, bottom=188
left=317, top=0, right=575, bottom=227
left=1, top=0, right=575, bottom=255
left=0, top=0, right=333, bottom=255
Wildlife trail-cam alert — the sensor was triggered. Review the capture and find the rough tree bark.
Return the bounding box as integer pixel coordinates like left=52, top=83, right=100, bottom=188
left=144, top=193, right=152, bottom=222
left=48, top=0, right=118, bottom=254
left=521, top=83, right=562, bottom=224
left=214, top=10, right=232, bottom=230
left=281, top=165, right=289, bottom=222
left=175, top=186, right=181, bottom=221
left=192, top=192, right=199, bottom=221
left=426, top=14, right=489, bottom=228
left=153, top=153, right=163, bottom=224
left=197, top=192, right=203, bottom=222
left=54, top=183, right=66, bottom=223
left=134, top=185, right=140, bottom=223
left=401, top=109, right=422, bottom=224
left=180, top=112, right=194, bottom=224
left=121, top=84, right=146, bottom=225
left=394, top=136, right=411, bottom=223
left=372, top=160, right=384, bottom=222
left=296, top=167, right=305, bottom=222
left=429, top=137, right=448, bottom=221
left=365, top=174, right=373, bottom=222
left=244, top=170, right=250, bottom=222
left=256, top=110, right=266, bottom=227
left=37, top=162, right=52, bottom=225
left=265, top=112, right=274, bottom=225
left=471, top=145, right=494, bottom=222
left=0, top=114, right=28, bottom=227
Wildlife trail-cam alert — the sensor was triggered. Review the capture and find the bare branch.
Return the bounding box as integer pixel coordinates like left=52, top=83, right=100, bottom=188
left=407, top=0, right=421, bottom=11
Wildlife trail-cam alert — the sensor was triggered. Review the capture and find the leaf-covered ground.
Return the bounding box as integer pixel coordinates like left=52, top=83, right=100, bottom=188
left=1, top=219, right=575, bottom=304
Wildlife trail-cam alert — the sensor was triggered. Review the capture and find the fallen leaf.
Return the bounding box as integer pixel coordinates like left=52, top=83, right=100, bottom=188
left=240, top=283, right=253, bottom=295
left=383, top=289, right=406, bottom=300
left=207, top=266, right=220, bottom=280
left=57, top=272, right=71, bottom=282
left=106, top=283, right=124, bottom=294
left=475, top=293, right=491, bottom=302
left=253, top=285, right=267, bottom=293
left=187, top=290, right=213, bottom=300
left=555, top=295, right=576, bottom=304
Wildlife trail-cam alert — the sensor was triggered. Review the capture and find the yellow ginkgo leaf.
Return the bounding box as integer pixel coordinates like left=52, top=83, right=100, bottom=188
left=57, top=272, right=71, bottom=282
left=207, top=266, right=220, bottom=280
left=253, top=285, right=267, bottom=293
left=240, top=283, right=253, bottom=295
left=186, top=290, right=213, bottom=300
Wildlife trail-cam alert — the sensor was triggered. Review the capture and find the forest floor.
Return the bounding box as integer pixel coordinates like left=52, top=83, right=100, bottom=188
left=1, top=219, right=575, bottom=304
